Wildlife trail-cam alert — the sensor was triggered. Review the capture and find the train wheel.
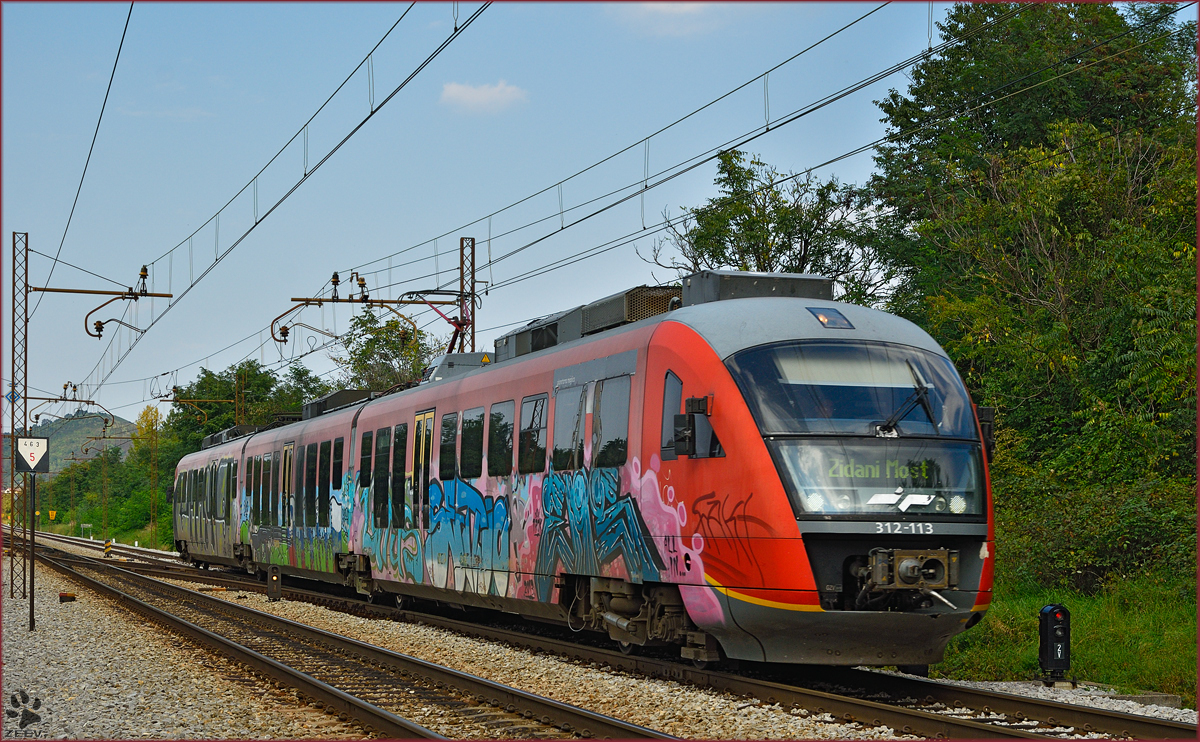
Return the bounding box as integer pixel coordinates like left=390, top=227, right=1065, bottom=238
left=367, top=590, right=395, bottom=608
left=897, top=664, right=929, bottom=677
left=617, top=640, right=638, bottom=656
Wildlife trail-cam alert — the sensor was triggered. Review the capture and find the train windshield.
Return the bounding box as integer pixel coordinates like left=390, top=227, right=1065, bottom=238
left=768, top=438, right=985, bottom=517
left=726, top=340, right=976, bottom=438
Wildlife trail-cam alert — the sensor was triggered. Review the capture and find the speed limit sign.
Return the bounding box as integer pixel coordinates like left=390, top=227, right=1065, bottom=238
left=16, top=437, right=50, bottom=473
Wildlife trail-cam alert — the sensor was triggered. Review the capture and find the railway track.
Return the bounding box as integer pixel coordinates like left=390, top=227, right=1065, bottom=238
left=34, top=546, right=675, bottom=741
left=29, top=531, right=1196, bottom=739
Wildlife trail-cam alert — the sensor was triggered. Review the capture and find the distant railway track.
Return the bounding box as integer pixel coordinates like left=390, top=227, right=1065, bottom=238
left=34, top=545, right=675, bottom=741
left=30, top=531, right=1196, bottom=739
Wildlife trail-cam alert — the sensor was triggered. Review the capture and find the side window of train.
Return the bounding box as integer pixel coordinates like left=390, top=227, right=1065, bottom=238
left=331, top=438, right=344, bottom=492
left=391, top=424, right=408, bottom=529
left=661, top=371, right=684, bottom=462
left=305, top=442, right=318, bottom=526
left=552, top=385, right=586, bottom=471
left=593, top=375, right=631, bottom=468
left=439, top=413, right=458, bottom=481
left=460, top=407, right=485, bottom=479
left=359, top=431, right=373, bottom=491
left=488, top=401, right=515, bottom=477
left=271, top=450, right=281, bottom=527
left=230, top=458, right=238, bottom=516
left=374, top=427, right=391, bottom=528
left=518, top=394, right=548, bottom=474
left=248, top=456, right=258, bottom=525
left=319, top=440, right=332, bottom=528
left=294, top=445, right=306, bottom=527
left=260, top=453, right=271, bottom=527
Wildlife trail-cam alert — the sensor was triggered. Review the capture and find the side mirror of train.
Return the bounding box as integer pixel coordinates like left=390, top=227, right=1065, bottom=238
left=976, top=406, right=995, bottom=462
left=674, top=396, right=723, bottom=459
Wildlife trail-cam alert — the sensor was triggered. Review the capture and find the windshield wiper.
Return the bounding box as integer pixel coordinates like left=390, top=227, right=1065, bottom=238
left=875, top=360, right=940, bottom=437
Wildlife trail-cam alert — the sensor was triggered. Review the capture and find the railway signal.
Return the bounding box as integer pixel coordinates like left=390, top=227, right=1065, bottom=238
left=1039, top=604, right=1074, bottom=687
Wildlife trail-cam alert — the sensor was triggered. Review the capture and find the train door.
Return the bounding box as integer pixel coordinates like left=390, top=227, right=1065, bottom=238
left=281, top=443, right=295, bottom=532
left=412, top=410, right=434, bottom=531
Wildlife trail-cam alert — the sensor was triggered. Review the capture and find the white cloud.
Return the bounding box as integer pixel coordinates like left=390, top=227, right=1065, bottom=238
left=439, top=80, right=528, bottom=114
left=607, top=3, right=729, bottom=37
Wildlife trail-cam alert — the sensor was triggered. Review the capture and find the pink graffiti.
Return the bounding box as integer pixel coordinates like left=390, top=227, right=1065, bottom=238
left=625, top=455, right=725, bottom=626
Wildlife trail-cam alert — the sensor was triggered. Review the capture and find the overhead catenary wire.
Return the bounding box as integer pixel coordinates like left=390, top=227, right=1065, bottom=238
left=74, top=3, right=489, bottom=398
left=32, top=1, right=135, bottom=319
left=84, top=4, right=1101, bottom=396
left=351, top=4, right=1032, bottom=289
left=86, top=4, right=1190, bottom=412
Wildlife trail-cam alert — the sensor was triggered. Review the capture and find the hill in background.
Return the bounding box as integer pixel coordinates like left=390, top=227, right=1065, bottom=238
left=4, top=410, right=136, bottom=477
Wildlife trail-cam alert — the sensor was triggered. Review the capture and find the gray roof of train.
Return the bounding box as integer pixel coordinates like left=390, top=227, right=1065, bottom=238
left=665, top=296, right=948, bottom=360
left=433, top=296, right=948, bottom=386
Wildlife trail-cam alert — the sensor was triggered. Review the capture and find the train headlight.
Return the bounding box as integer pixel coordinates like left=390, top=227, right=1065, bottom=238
left=833, top=493, right=853, bottom=510
left=934, top=496, right=947, bottom=512
left=949, top=495, right=967, bottom=514
left=804, top=492, right=826, bottom=512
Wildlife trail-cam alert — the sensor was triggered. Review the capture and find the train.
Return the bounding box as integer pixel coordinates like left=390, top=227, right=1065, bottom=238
left=173, top=269, right=994, bottom=668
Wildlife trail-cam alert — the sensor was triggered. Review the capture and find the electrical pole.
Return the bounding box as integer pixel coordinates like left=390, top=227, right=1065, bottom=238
left=459, top=237, right=476, bottom=352
left=9, top=233, right=30, bottom=599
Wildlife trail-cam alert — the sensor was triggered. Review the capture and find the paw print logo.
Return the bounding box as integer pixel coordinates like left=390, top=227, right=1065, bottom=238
left=6, top=690, right=42, bottom=729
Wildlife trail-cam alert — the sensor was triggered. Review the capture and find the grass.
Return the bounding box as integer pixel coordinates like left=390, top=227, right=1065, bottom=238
left=935, top=572, right=1197, bottom=708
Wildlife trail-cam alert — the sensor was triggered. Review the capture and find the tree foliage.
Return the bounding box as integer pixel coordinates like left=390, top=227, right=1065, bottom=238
left=329, top=309, right=444, bottom=390
left=644, top=150, right=896, bottom=304
left=865, top=3, right=1197, bottom=587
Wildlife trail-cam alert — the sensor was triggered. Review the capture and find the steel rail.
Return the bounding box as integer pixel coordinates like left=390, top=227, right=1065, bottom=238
left=37, top=552, right=443, bottom=739
left=811, top=667, right=1198, bottom=740
left=36, top=532, right=1197, bottom=739
left=90, top=558, right=1042, bottom=739
left=38, top=548, right=675, bottom=741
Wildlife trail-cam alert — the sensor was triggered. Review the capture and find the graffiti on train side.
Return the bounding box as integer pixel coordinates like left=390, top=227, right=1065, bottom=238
left=629, top=454, right=725, bottom=626
left=531, top=467, right=663, bottom=601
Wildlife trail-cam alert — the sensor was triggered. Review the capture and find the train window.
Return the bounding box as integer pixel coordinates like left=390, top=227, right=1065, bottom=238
left=249, top=456, right=259, bottom=525
left=391, top=423, right=408, bottom=529
left=460, top=407, right=485, bottom=479
left=661, top=371, right=683, bottom=462
left=487, top=401, right=515, bottom=477
left=331, top=438, right=344, bottom=491
left=319, top=440, right=332, bottom=528
left=439, top=413, right=458, bottom=481
left=260, top=453, right=270, bottom=526
left=518, top=394, right=548, bottom=474
left=296, top=445, right=307, bottom=527
left=359, top=431, right=373, bottom=489
left=414, top=411, right=434, bottom=528
left=216, top=462, right=226, bottom=520
left=593, top=375, right=631, bottom=468
left=552, top=385, right=586, bottom=471
left=270, top=451, right=281, bottom=527
left=230, top=459, right=238, bottom=515
left=211, top=463, right=218, bottom=518
left=374, top=427, right=391, bottom=528
left=305, top=442, right=318, bottom=526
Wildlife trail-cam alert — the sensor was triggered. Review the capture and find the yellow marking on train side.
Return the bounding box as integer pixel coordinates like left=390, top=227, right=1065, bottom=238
left=703, top=574, right=824, bottom=612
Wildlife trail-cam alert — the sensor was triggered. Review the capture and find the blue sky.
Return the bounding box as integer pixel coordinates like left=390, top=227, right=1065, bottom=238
left=3, top=2, right=952, bottom=426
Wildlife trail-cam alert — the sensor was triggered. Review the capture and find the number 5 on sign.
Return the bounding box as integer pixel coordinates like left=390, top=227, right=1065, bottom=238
left=15, top=437, right=50, bottom=473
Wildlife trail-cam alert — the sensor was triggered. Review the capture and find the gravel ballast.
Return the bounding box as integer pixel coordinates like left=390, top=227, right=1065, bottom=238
left=1, top=560, right=367, bottom=740
left=9, top=540, right=1196, bottom=739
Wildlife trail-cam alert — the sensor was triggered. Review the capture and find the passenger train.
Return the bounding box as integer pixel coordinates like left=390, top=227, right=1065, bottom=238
left=173, top=270, right=995, bottom=667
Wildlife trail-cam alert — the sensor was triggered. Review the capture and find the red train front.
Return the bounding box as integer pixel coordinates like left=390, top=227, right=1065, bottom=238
left=174, top=270, right=994, bottom=668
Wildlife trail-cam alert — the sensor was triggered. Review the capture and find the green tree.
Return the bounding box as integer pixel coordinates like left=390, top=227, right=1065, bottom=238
left=869, top=2, right=1196, bottom=310
left=330, top=309, right=444, bottom=390
left=643, top=150, right=896, bottom=304
left=862, top=3, right=1196, bottom=586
